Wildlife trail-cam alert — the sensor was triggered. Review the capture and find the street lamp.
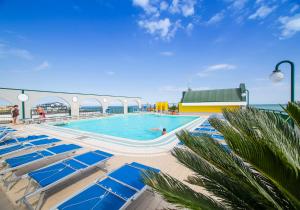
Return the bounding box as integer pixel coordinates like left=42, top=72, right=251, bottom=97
left=270, top=60, right=295, bottom=102
left=241, top=89, right=249, bottom=107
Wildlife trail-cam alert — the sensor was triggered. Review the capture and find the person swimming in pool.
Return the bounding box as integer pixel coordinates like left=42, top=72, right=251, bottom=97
left=150, top=128, right=167, bottom=135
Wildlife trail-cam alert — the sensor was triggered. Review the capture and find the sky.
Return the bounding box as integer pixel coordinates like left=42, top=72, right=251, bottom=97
left=0, top=0, right=300, bottom=105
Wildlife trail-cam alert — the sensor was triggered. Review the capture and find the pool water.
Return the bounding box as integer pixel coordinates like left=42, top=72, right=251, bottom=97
left=56, top=114, right=198, bottom=140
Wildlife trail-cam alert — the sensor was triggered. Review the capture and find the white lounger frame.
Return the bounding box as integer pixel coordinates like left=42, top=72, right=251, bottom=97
left=0, top=146, right=81, bottom=190
left=19, top=151, right=111, bottom=210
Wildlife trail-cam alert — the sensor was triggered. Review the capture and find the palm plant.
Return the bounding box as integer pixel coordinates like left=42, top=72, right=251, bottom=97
left=144, top=103, right=300, bottom=210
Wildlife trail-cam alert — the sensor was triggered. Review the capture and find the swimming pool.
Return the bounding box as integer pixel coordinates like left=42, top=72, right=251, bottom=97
left=55, top=114, right=198, bottom=141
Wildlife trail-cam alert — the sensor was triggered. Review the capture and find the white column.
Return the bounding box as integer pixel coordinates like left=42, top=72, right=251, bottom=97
left=123, top=100, right=128, bottom=114
left=71, top=97, right=79, bottom=117
left=102, top=103, right=108, bottom=114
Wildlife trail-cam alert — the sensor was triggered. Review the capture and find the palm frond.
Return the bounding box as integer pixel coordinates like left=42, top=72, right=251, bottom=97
left=210, top=108, right=300, bottom=208
left=284, top=102, right=300, bottom=128
left=176, top=131, right=285, bottom=209
left=143, top=171, right=225, bottom=210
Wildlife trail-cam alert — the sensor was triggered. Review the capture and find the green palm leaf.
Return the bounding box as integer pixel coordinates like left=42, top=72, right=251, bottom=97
left=143, top=170, right=225, bottom=210
left=284, top=102, right=300, bottom=128
left=175, top=131, right=286, bottom=209
left=210, top=108, right=300, bottom=208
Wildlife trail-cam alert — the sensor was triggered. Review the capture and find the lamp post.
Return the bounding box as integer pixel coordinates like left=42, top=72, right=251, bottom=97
left=270, top=60, right=295, bottom=102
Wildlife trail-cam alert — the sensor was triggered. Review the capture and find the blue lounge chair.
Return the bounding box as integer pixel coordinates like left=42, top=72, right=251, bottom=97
left=0, top=126, right=14, bottom=131
left=200, top=121, right=211, bottom=127
left=190, top=132, right=224, bottom=140
left=53, top=162, right=160, bottom=210
left=20, top=150, right=113, bottom=210
left=1, top=144, right=82, bottom=189
left=211, top=134, right=224, bottom=140
left=0, top=138, right=61, bottom=158
left=0, top=127, right=16, bottom=132
left=0, top=135, right=49, bottom=147
left=195, top=127, right=218, bottom=133
left=0, top=127, right=9, bottom=130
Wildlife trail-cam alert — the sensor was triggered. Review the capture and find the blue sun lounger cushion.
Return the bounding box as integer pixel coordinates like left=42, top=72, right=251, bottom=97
left=28, top=150, right=113, bottom=188
left=211, top=134, right=224, bottom=140
left=0, top=127, right=15, bottom=131
left=195, top=127, right=217, bottom=133
left=201, top=121, right=211, bottom=127
left=0, top=138, right=61, bottom=156
left=0, top=128, right=16, bottom=133
left=4, top=144, right=82, bottom=168
left=55, top=162, right=160, bottom=210
left=0, top=135, right=49, bottom=147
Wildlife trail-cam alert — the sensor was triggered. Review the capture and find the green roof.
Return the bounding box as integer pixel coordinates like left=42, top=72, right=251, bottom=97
left=181, top=83, right=246, bottom=103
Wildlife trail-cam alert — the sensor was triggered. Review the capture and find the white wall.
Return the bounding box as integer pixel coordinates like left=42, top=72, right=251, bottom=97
left=0, top=88, right=141, bottom=119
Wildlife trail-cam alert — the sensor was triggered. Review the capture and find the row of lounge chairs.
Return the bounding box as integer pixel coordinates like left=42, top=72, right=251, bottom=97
left=182, top=116, right=230, bottom=152
left=0, top=126, right=160, bottom=210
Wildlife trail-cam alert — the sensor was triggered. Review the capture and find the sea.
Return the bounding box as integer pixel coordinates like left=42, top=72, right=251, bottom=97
left=250, top=104, right=286, bottom=112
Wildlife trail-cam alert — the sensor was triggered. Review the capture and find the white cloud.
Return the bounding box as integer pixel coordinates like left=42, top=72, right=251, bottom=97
left=35, top=61, right=50, bottom=71
left=160, top=1, right=169, bottom=10
left=197, top=64, right=236, bottom=77
left=0, top=43, right=33, bottom=60
left=181, top=0, right=196, bottom=17
left=133, top=0, right=197, bottom=39
left=133, top=0, right=157, bottom=14
left=106, top=71, right=115, bottom=76
left=160, top=51, right=174, bottom=56
left=290, top=5, right=299, bottom=13
left=206, top=12, right=224, bottom=25
left=186, top=22, right=194, bottom=34
left=231, top=0, right=248, bottom=10
left=138, top=18, right=180, bottom=40
left=249, top=5, right=276, bottom=19
left=169, top=0, right=196, bottom=17
left=278, top=14, right=300, bottom=38
left=133, top=0, right=149, bottom=8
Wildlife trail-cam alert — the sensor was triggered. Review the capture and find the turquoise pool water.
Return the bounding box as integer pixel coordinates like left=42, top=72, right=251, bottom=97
left=56, top=114, right=198, bottom=140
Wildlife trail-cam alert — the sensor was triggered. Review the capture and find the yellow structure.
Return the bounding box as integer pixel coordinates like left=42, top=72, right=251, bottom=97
left=156, top=101, right=168, bottom=112
left=179, top=84, right=247, bottom=113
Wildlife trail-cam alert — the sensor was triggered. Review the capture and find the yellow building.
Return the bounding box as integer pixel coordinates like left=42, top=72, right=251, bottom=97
left=179, top=84, right=247, bottom=113
left=156, top=102, right=168, bottom=112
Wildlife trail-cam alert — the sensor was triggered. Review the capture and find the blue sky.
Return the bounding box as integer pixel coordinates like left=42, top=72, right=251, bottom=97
left=0, top=0, right=300, bottom=104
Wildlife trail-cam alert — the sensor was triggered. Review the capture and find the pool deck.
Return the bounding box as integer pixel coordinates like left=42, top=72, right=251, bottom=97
left=0, top=113, right=211, bottom=210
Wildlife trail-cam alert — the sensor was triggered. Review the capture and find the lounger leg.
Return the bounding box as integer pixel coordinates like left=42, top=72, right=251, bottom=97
left=24, top=179, right=35, bottom=198
left=35, top=192, right=45, bottom=210
left=17, top=179, right=35, bottom=207
left=6, top=175, right=21, bottom=191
